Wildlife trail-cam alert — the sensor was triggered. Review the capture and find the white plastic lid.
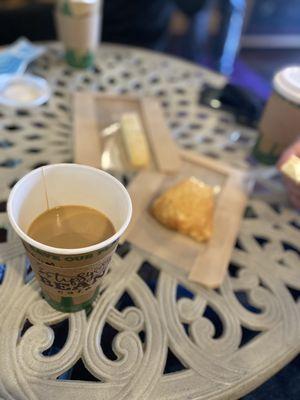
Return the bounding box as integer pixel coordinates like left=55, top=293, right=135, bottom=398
left=273, top=66, right=300, bottom=105
left=0, top=74, right=50, bottom=107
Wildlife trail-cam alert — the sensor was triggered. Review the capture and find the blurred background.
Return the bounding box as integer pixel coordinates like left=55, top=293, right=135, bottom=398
left=1, top=0, right=300, bottom=99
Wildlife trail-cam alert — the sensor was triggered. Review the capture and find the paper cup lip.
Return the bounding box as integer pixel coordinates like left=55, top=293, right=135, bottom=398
left=7, top=164, right=132, bottom=255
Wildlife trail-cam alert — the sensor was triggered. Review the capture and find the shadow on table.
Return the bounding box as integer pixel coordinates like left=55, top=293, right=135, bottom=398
left=242, top=354, right=300, bottom=400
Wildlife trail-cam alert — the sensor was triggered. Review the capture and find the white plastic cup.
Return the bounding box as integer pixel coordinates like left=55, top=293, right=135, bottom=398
left=7, top=164, right=132, bottom=312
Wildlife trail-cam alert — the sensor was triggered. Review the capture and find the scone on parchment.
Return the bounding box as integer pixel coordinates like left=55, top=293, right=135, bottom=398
left=151, top=177, right=214, bottom=242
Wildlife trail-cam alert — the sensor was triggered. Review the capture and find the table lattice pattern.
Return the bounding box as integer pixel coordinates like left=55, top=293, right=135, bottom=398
left=0, top=44, right=299, bottom=400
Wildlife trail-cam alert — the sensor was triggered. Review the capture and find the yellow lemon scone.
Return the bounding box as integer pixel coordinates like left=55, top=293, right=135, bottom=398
left=151, top=177, right=214, bottom=242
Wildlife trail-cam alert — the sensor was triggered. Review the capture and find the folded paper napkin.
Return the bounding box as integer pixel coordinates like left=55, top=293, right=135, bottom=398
left=0, top=38, right=45, bottom=75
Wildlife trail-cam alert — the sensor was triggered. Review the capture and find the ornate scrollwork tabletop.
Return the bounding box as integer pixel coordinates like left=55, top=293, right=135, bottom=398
left=0, top=43, right=299, bottom=400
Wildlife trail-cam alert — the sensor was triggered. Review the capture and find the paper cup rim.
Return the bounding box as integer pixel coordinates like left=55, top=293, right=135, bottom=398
left=7, top=164, right=132, bottom=255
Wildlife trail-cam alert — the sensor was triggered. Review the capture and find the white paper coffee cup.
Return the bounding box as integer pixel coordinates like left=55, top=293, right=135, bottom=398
left=7, top=164, right=132, bottom=312
left=254, top=66, right=300, bottom=164
left=55, top=0, right=102, bottom=68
